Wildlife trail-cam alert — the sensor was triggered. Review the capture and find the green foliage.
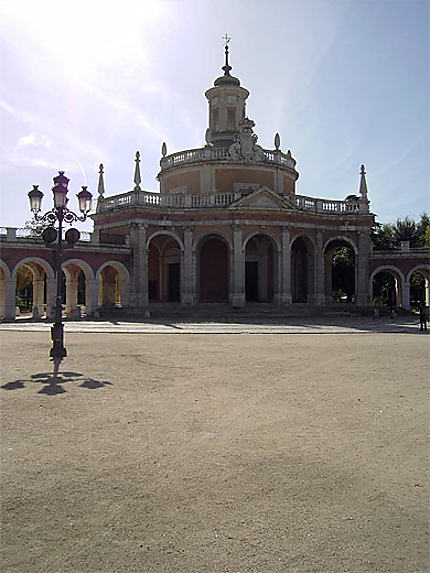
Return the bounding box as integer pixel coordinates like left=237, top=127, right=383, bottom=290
left=372, top=213, right=429, bottom=249
left=332, top=246, right=355, bottom=301
left=15, top=266, right=32, bottom=291
left=23, top=218, right=45, bottom=237
left=15, top=266, right=33, bottom=311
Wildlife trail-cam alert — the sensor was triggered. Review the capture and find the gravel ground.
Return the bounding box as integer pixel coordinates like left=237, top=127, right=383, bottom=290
left=1, top=329, right=429, bottom=573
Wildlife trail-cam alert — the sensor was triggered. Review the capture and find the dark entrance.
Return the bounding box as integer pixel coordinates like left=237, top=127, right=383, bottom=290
left=245, top=261, right=259, bottom=301
left=168, top=263, right=180, bottom=302
left=199, top=237, right=228, bottom=302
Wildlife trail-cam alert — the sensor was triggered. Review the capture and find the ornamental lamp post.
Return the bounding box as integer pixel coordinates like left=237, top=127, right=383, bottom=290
left=28, top=171, right=92, bottom=376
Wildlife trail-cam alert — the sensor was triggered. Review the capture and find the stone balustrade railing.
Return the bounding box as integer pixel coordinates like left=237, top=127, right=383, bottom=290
left=159, top=145, right=296, bottom=171
left=97, top=189, right=368, bottom=215
left=0, top=227, right=130, bottom=248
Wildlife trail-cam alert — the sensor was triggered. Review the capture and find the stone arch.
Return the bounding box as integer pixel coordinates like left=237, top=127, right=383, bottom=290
left=146, top=230, right=184, bottom=252
left=12, top=257, right=56, bottom=319
left=243, top=230, right=281, bottom=252
left=197, top=233, right=230, bottom=303
left=0, top=259, right=12, bottom=279
left=147, top=233, right=182, bottom=302
left=11, top=257, right=55, bottom=281
left=96, top=261, right=130, bottom=309
left=62, top=259, right=96, bottom=317
left=194, top=230, right=233, bottom=253
left=370, top=265, right=405, bottom=309
left=323, top=237, right=357, bottom=303
left=323, top=235, right=358, bottom=256
left=243, top=232, right=280, bottom=303
left=290, top=235, right=315, bottom=303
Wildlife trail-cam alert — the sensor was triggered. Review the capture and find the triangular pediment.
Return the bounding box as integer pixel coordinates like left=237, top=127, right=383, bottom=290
left=229, top=186, right=291, bottom=210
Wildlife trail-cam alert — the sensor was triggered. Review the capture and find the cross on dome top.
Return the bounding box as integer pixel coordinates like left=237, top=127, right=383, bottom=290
left=214, top=35, right=240, bottom=87
left=222, top=33, right=232, bottom=76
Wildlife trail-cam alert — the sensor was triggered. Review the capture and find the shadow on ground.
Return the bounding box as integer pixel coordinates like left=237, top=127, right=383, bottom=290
left=1, top=371, right=113, bottom=395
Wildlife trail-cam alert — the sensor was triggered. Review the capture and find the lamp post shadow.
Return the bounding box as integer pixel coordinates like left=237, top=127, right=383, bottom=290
left=1, top=371, right=113, bottom=395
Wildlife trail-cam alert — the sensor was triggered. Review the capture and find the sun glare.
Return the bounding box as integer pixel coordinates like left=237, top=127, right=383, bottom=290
left=2, top=0, right=167, bottom=80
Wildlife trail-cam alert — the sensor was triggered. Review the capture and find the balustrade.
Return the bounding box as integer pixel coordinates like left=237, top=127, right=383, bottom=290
left=159, top=145, right=294, bottom=171
left=96, top=188, right=364, bottom=215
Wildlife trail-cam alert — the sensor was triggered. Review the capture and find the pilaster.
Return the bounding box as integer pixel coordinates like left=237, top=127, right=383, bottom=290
left=232, top=223, right=245, bottom=307
left=281, top=227, right=292, bottom=305
left=314, top=230, right=325, bottom=305
left=182, top=227, right=195, bottom=306
left=356, top=230, right=371, bottom=306
left=129, top=223, right=148, bottom=309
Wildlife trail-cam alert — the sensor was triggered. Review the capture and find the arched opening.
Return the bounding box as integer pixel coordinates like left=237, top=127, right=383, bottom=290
left=324, top=240, right=356, bottom=303
left=409, top=269, right=429, bottom=310
left=62, top=262, right=90, bottom=318
left=148, top=234, right=182, bottom=302
left=98, top=264, right=129, bottom=309
left=291, top=237, right=314, bottom=303
left=14, top=260, right=53, bottom=318
left=199, top=235, right=229, bottom=302
left=372, top=270, right=401, bottom=308
left=245, top=234, right=276, bottom=302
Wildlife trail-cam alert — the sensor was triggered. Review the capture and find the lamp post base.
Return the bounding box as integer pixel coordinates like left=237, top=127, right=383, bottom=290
left=50, top=322, right=67, bottom=376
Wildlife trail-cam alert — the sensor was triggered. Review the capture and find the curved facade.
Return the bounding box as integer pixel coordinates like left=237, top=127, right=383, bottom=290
left=93, top=52, right=375, bottom=310
left=0, top=51, right=428, bottom=319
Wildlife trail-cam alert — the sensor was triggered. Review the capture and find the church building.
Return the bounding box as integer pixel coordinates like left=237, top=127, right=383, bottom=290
left=1, top=45, right=428, bottom=320
left=92, top=43, right=373, bottom=311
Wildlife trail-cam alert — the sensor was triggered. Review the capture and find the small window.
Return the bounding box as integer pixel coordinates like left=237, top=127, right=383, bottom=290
left=227, top=109, right=236, bottom=129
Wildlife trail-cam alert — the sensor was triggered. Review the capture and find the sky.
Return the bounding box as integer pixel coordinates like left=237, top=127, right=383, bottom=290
left=0, top=0, right=428, bottom=231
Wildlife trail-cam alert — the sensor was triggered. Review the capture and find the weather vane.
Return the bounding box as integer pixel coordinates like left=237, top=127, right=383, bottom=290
left=223, top=33, right=231, bottom=47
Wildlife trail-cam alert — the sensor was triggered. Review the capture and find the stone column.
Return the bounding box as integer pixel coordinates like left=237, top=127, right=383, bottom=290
left=46, top=279, right=56, bottom=319
left=402, top=281, right=411, bottom=310
left=232, top=224, right=245, bottom=307
left=281, top=227, right=292, bottom=305
left=32, top=279, right=44, bottom=315
left=182, top=227, right=195, bottom=306
left=356, top=230, right=371, bottom=307
left=86, top=278, right=99, bottom=317
left=3, top=277, right=16, bottom=319
left=129, top=223, right=148, bottom=309
left=314, top=231, right=325, bottom=305
left=65, top=278, right=78, bottom=317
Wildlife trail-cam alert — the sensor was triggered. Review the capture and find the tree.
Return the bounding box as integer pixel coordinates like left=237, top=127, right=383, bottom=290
left=371, top=213, right=429, bottom=249
left=15, top=266, right=33, bottom=311
left=393, top=216, right=419, bottom=246
left=332, top=246, right=355, bottom=301
left=417, top=213, right=430, bottom=247
left=23, top=217, right=45, bottom=237
left=371, top=222, right=395, bottom=250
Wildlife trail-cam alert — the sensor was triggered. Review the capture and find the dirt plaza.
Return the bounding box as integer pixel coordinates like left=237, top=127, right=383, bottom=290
left=1, top=323, right=428, bottom=572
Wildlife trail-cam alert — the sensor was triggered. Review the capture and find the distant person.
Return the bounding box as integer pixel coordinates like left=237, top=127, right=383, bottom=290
left=373, top=298, right=380, bottom=319
left=419, top=302, right=427, bottom=332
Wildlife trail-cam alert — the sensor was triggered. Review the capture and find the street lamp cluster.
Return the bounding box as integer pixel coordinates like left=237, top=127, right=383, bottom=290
left=28, top=171, right=92, bottom=375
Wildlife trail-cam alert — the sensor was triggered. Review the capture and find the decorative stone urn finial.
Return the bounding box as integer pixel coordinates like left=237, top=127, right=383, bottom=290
left=161, top=142, right=167, bottom=157
left=97, top=163, right=105, bottom=198
left=359, top=164, right=368, bottom=198
left=134, top=151, right=141, bottom=192
left=274, top=133, right=280, bottom=150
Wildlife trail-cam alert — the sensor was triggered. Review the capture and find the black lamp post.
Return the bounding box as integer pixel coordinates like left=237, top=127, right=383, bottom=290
left=28, top=171, right=92, bottom=376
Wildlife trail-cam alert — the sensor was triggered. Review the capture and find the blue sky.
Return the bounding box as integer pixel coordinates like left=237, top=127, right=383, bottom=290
left=0, top=0, right=428, bottom=231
